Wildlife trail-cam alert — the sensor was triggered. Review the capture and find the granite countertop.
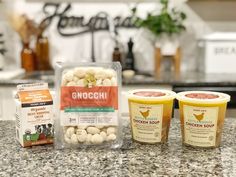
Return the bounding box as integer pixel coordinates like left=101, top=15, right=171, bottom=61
left=1, top=71, right=236, bottom=86
left=1, top=118, right=236, bottom=177
left=123, top=72, right=236, bottom=86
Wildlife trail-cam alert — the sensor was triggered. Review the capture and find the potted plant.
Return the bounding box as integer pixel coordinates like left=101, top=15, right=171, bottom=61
left=135, top=0, right=187, bottom=55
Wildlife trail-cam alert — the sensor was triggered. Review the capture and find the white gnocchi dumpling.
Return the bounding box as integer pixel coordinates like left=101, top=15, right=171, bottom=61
left=64, top=135, right=71, bottom=144
left=76, top=129, right=87, bottom=135
left=73, top=76, right=79, bottom=82
left=86, top=134, right=92, bottom=144
left=102, top=79, right=112, bottom=86
left=104, top=69, right=116, bottom=78
left=77, top=79, right=85, bottom=87
left=64, top=71, right=74, bottom=82
left=77, top=134, right=87, bottom=143
left=84, top=67, right=94, bottom=74
left=94, top=70, right=107, bottom=80
left=65, top=127, right=75, bottom=138
left=87, top=127, right=100, bottom=135
left=70, top=134, right=78, bottom=144
left=74, top=67, right=86, bottom=78
left=91, top=134, right=104, bottom=144
left=96, top=79, right=102, bottom=86
left=107, top=134, right=117, bottom=141
left=100, top=131, right=107, bottom=141
left=107, top=127, right=116, bottom=135
left=67, top=81, right=77, bottom=86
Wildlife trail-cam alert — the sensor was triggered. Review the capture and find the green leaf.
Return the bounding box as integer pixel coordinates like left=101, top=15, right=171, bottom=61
left=131, top=7, right=137, bottom=15
left=160, top=0, right=168, bottom=5
left=180, top=12, right=187, bottom=20
left=135, top=0, right=186, bottom=36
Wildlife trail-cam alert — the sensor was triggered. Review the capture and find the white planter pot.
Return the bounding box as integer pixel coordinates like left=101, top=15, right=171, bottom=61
left=155, top=35, right=180, bottom=55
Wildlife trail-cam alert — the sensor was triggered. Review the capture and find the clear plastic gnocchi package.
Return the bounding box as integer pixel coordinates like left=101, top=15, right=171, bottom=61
left=54, top=62, right=123, bottom=149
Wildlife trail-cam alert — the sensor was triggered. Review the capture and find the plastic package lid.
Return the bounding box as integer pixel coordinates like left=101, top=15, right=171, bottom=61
left=176, top=91, right=231, bottom=104
left=127, top=89, right=176, bottom=101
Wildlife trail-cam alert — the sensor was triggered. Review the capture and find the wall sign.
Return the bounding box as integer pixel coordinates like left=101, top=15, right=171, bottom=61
left=42, top=3, right=137, bottom=37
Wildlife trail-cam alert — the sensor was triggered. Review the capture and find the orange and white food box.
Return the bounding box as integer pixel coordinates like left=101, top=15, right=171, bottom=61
left=54, top=62, right=123, bottom=149
left=15, top=83, right=54, bottom=147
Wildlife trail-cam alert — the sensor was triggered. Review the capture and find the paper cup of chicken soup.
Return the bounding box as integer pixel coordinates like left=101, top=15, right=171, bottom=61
left=127, top=89, right=176, bottom=144
left=176, top=91, right=230, bottom=148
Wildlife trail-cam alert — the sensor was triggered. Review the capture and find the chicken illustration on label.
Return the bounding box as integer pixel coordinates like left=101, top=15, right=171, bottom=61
left=140, top=110, right=150, bottom=119
left=194, top=113, right=205, bottom=122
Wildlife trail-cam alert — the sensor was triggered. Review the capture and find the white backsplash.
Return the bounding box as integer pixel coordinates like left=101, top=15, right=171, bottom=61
left=0, top=3, right=17, bottom=69
left=3, top=0, right=234, bottom=73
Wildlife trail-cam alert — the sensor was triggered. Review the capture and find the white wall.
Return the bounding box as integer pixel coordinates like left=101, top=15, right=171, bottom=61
left=3, top=0, right=222, bottom=73
left=0, top=2, right=18, bottom=68
left=8, top=1, right=161, bottom=73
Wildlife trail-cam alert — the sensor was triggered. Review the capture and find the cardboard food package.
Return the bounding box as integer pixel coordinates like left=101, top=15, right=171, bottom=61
left=15, top=83, right=54, bottom=147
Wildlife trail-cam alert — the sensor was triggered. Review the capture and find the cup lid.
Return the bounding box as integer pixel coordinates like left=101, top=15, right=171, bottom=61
left=176, top=91, right=231, bottom=104
left=127, top=89, right=176, bottom=101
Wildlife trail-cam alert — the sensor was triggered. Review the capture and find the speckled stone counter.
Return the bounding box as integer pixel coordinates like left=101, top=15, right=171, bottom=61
left=1, top=71, right=236, bottom=86
left=1, top=118, right=236, bottom=177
